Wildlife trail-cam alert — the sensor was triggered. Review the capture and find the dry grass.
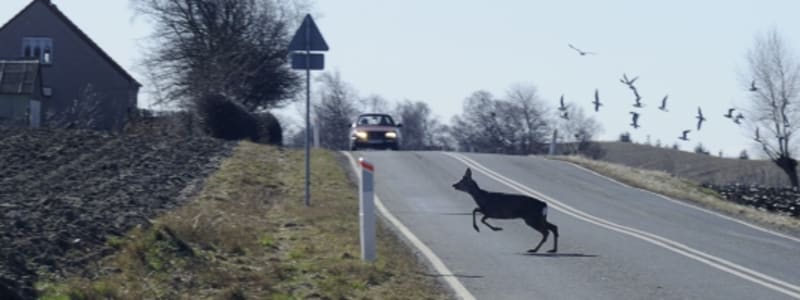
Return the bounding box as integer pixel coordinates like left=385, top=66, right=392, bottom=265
left=595, top=141, right=790, bottom=186
left=37, top=141, right=449, bottom=299
left=552, top=155, right=800, bottom=233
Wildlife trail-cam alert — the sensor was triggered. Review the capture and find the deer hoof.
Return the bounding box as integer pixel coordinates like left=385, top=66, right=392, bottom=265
left=473, top=226, right=480, bottom=233
left=547, top=249, right=557, bottom=253
left=527, top=249, right=539, bottom=253
left=491, top=227, right=503, bottom=231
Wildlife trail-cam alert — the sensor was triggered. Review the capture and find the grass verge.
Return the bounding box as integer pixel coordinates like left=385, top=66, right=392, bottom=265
left=551, top=155, right=800, bottom=234
left=37, top=141, right=449, bottom=299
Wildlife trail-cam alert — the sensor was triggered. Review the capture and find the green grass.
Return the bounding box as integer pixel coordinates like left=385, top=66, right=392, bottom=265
left=552, top=155, right=800, bottom=233
left=37, top=141, right=449, bottom=299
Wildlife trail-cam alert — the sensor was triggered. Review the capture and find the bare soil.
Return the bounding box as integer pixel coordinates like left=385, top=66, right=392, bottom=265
left=0, top=127, right=233, bottom=299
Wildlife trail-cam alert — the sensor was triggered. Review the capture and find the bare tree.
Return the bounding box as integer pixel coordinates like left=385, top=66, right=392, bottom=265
left=555, top=103, right=603, bottom=155
left=449, top=90, right=510, bottom=153
left=394, top=100, right=447, bottom=150
left=505, top=84, right=550, bottom=154
left=449, top=86, right=555, bottom=154
left=132, top=0, right=305, bottom=111
left=46, top=84, right=105, bottom=130
left=745, top=29, right=800, bottom=186
left=313, top=71, right=359, bottom=150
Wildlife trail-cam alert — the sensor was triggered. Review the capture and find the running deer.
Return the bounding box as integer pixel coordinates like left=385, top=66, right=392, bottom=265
left=452, top=168, right=559, bottom=253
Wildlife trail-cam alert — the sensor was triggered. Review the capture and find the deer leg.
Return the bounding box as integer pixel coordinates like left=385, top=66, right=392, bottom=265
left=481, top=215, right=503, bottom=231
left=546, top=221, right=559, bottom=253
left=472, top=208, right=480, bottom=232
left=525, top=218, right=549, bottom=253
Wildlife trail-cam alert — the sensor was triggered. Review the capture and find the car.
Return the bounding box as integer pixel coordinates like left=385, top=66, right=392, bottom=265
left=349, top=113, right=402, bottom=150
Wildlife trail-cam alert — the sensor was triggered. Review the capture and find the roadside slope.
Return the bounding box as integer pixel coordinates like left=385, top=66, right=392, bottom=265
left=36, top=142, right=449, bottom=299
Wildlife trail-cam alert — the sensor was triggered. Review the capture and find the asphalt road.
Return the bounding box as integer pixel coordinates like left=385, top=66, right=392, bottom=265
left=346, top=151, right=800, bottom=300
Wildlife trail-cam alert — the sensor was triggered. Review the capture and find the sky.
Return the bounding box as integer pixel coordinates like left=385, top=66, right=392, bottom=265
left=2, top=0, right=800, bottom=157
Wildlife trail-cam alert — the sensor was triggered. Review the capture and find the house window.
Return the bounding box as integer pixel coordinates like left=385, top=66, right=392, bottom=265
left=22, top=37, right=53, bottom=64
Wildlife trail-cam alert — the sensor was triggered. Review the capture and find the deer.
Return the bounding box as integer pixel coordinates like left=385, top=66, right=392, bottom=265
left=452, top=168, right=559, bottom=253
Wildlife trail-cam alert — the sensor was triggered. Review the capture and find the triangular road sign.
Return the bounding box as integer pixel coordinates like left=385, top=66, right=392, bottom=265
left=288, top=14, right=329, bottom=52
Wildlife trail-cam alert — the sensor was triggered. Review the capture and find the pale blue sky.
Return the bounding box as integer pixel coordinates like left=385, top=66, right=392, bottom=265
left=3, top=0, right=800, bottom=157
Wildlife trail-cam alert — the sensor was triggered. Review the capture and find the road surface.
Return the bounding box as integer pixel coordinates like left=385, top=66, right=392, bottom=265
left=345, top=151, right=800, bottom=300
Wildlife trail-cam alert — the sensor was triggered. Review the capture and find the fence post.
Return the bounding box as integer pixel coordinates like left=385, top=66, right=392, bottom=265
left=359, top=157, right=376, bottom=262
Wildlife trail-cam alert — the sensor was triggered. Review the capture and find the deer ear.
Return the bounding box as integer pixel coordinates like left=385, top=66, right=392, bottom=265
left=465, top=168, right=472, bottom=177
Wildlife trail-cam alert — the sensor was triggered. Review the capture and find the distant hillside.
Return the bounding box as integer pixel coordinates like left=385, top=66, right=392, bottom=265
left=587, top=142, right=791, bottom=187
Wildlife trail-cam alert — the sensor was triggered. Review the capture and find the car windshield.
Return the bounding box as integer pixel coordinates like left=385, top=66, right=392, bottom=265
left=357, top=115, right=395, bottom=126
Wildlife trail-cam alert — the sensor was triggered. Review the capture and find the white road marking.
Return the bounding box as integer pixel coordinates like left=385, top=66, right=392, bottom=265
left=554, top=158, right=800, bottom=244
left=343, top=152, right=476, bottom=300
left=447, top=152, right=800, bottom=299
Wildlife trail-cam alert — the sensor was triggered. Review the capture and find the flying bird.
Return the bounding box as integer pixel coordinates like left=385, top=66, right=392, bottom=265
left=620, top=73, right=643, bottom=108
left=724, top=108, right=735, bottom=118
left=750, top=80, right=758, bottom=92
left=632, top=95, right=644, bottom=108
left=620, top=73, right=639, bottom=85
left=696, top=107, right=706, bottom=130
left=679, top=130, right=691, bottom=141
left=559, top=94, right=568, bottom=111
left=568, top=44, right=596, bottom=56
left=630, top=111, right=640, bottom=129
left=658, top=95, right=669, bottom=112
left=592, top=89, right=602, bottom=112
left=733, top=113, right=744, bottom=125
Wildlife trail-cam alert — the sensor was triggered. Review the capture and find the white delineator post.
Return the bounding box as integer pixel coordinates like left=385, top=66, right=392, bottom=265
left=359, top=157, right=376, bottom=262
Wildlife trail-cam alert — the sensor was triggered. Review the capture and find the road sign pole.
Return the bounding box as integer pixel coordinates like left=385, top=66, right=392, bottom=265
left=288, top=14, right=328, bottom=207
left=304, top=19, right=311, bottom=207
left=359, top=157, right=376, bottom=262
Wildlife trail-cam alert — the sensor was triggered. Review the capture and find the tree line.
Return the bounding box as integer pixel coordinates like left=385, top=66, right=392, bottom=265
left=294, top=72, right=602, bottom=155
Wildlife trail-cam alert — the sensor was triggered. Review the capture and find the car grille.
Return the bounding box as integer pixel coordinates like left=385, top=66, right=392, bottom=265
left=367, top=131, right=385, bottom=140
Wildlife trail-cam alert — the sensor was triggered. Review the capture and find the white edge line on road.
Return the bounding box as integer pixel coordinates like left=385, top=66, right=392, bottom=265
left=549, top=157, right=800, bottom=244
left=342, top=152, right=476, bottom=300
left=447, top=153, right=800, bottom=299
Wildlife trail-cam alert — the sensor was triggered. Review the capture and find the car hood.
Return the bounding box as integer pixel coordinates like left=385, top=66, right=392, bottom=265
left=352, top=126, right=398, bottom=132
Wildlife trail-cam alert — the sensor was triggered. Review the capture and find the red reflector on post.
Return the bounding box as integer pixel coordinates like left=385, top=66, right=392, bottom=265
left=359, top=158, right=374, bottom=172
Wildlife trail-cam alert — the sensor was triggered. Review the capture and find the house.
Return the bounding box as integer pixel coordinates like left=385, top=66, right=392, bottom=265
left=0, top=0, right=140, bottom=130
left=0, top=60, right=42, bottom=127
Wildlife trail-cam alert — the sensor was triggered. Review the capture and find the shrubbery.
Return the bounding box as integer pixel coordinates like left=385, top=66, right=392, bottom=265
left=197, top=94, right=258, bottom=141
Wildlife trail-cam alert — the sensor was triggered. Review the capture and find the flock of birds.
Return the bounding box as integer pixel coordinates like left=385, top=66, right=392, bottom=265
left=558, top=44, right=755, bottom=143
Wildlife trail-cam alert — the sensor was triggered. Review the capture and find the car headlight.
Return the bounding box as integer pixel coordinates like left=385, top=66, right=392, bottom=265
left=385, top=131, right=397, bottom=139
left=354, top=131, right=368, bottom=140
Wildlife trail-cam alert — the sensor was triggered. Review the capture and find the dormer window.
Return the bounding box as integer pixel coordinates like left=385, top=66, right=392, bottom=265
left=22, top=37, right=53, bottom=64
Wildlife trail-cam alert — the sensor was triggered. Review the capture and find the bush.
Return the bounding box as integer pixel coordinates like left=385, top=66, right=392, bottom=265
left=694, top=143, right=710, bottom=155
left=619, top=132, right=632, bottom=143
left=197, top=95, right=258, bottom=141
left=253, top=112, right=282, bottom=146
left=739, top=150, right=750, bottom=160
